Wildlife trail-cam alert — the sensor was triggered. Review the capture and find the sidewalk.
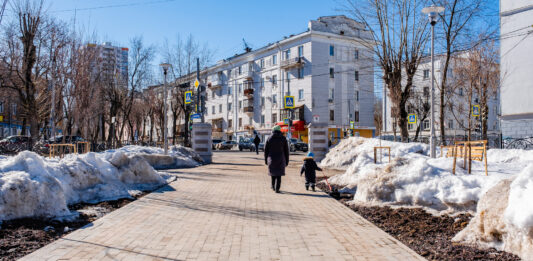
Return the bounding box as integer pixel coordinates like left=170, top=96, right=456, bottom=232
left=22, top=151, right=424, bottom=261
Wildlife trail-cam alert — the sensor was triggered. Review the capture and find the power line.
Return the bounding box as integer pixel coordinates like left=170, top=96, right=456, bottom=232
left=52, top=0, right=179, bottom=13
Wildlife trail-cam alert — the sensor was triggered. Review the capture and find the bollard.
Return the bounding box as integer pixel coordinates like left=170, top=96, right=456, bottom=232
left=308, top=122, right=329, bottom=162
left=192, top=123, right=213, bottom=163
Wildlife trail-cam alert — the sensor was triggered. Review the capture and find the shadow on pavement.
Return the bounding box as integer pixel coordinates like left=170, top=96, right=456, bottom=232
left=280, top=191, right=331, bottom=198
left=139, top=196, right=311, bottom=222
left=59, top=238, right=182, bottom=261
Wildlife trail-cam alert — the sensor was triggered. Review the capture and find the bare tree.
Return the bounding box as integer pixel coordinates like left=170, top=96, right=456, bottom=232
left=408, top=89, right=430, bottom=141
left=345, top=0, right=429, bottom=142
left=374, top=98, right=383, bottom=136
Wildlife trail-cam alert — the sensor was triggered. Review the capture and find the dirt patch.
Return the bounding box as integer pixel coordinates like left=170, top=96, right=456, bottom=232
left=316, top=180, right=520, bottom=261
left=0, top=195, right=144, bottom=261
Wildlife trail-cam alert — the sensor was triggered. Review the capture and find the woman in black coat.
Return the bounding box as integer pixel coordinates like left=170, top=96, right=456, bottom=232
left=264, top=125, right=289, bottom=193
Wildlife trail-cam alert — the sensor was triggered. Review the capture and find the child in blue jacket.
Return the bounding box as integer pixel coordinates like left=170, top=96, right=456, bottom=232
left=300, top=152, right=322, bottom=191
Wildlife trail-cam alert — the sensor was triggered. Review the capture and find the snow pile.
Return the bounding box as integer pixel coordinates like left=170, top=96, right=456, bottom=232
left=320, top=137, right=428, bottom=170
left=0, top=151, right=174, bottom=221
left=322, top=137, right=530, bottom=213
left=453, top=165, right=533, bottom=259
left=108, top=145, right=203, bottom=169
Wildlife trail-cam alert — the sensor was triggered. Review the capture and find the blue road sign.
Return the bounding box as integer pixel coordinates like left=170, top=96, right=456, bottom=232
left=284, top=96, right=295, bottom=109
left=408, top=114, right=417, bottom=124
left=191, top=113, right=201, bottom=119
left=283, top=118, right=289, bottom=124
left=184, top=91, right=193, bottom=104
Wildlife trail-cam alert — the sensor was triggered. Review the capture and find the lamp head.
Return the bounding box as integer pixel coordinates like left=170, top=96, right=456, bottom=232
left=422, top=5, right=444, bottom=25
left=159, top=63, right=171, bottom=73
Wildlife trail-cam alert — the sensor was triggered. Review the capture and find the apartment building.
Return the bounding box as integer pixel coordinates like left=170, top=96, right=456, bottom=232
left=85, top=42, right=129, bottom=86
left=0, top=89, right=27, bottom=138
left=177, top=16, right=375, bottom=143
left=382, top=55, right=500, bottom=142
left=500, top=0, right=533, bottom=138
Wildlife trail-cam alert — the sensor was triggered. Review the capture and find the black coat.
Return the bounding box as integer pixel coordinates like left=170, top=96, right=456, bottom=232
left=300, top=158, right=322, bottom=182
left=264, top=131, right=289, bottom=176
left=253, top=135, right=261, bottom=145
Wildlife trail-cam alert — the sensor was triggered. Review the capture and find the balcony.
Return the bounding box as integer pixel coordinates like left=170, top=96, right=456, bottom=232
left=208, top=74, right=223, bottom=89
left=280, top=57, right=304, bottom=70
left=243, top=99, right=254, bottom=115
left=212, top=127, right=223, bottom=132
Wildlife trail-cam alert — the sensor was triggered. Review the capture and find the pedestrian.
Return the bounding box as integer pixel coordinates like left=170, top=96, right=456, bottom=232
left=253, top=133, right=261, bottom=155
left=264, top=125, right=289, bottom=193
left=300, top=152, right=322, bottom=191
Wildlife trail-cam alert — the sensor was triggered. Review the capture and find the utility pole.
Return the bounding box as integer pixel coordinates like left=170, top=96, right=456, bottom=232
left=50, top=56, right=56, bottom=140
left=160, top=63, right=171, bottom=155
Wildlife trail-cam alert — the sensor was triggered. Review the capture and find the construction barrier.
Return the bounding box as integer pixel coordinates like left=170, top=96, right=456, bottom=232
left=374, top=146, right=391, bottom=164
left=49, top=144, right=77, bottom=159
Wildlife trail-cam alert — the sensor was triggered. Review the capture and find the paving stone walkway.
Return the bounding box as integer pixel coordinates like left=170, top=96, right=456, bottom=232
left=22, top=151, right=424, bottom=261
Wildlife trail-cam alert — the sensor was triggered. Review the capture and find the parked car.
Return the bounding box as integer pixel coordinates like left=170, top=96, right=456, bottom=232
left=257, top=142, right=265, bottom=152
left=212, top=139, right=224, bottom=150
left=238, top=138, right=255, bottom=151
left=0, top=136, right=31, bottom=153
left=289, top=138, right=308, bottom=152
left=215, top=140, right=237, bottom=150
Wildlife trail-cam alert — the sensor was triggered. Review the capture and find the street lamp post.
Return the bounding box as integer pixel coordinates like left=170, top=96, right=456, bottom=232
left=422, top=5, right=444, bottom=158
left=160, top=63, right=171, bottom=155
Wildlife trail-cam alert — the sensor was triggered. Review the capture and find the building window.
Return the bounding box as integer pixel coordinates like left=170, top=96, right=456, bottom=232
left=298, top=89, right=304, bottom=100
left=459, top=88, right=464, bottom=96
left=330, top=110, right=335, bottom=121
left=228, top=103, right=232, bottom=111
left=330, top=68, right=334, bottom=78
left=228, top=119, right=232, bottom=128
left=260, top=59, right=265, bottom=69
left=212, top=91, right=215, bottom=99
left=423, top=87, right=429, bottom=98
left=284, top=49, right=290, bottom=60
left=0, top=102, right=3, bottom=113
left=261, top=115, right=265, bottom=124
left=239, top=101, right=242, bottom=109
left=297, top=67, right=303, bottom=79
left=423, top=69, right=429, bottom=79
left=228, top=86, right=232, bottom=95
left=272, top=94, right=277, bottom=104
left=298, top=46, right=304, bottom=57
left=356, top=91, right=359, bottom=101
left=272, top=75, right=277, bottom=85
left=238, top=66, right=242, bottom=75
left=354, top=70, right=359, bottom=81
left=272, top=113, right=277, bottom=123
left=272, top=54, right=277, bottom=65
left=239, top=118, right=242, bottom=128
left=212, top=106, right=215, bottom=114
left=354, top=49, right=359, bottom=60
left=329, top=45, right=334, bottom=56
left=329, top=88, right=334, bottom=102
left=261, top=97, right=265, bottom=106
left=448, top=120, right=454, bottom=129
left=423, top=120, right=430, bottom=130
left=354, top=111, right=359, bottom=122
left=219, top=104, right=222, bottom=113
left=260, top=77, right=264, bottom=87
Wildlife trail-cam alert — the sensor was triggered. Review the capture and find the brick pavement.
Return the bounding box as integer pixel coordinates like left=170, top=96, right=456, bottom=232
left=21, top=151, right=424, bottom=261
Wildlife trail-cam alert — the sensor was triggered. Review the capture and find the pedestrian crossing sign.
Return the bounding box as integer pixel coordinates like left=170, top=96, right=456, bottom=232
left=472, top=105, right=480, bottom=117
left=284, top=96, right=295, bottom=109
left=408, top=114, right=417, bottom=124
left=184, top=91, right=193, bottom=104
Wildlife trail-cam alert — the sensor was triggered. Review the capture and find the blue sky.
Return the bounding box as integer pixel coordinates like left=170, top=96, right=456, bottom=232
left=48, top=0, right=341, bottom=62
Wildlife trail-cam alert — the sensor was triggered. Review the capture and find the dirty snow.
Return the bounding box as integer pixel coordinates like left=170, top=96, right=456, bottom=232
left=0, top=146, right=202, bottom=221
left=321, top=137, right=533, bottom=259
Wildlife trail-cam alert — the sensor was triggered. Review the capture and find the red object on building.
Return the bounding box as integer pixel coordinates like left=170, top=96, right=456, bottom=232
left=276, top=120, right=306, bottom=132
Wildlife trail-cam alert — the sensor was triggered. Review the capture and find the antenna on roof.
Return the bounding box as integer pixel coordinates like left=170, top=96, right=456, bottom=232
left=242, top=38, right=252, bottom=53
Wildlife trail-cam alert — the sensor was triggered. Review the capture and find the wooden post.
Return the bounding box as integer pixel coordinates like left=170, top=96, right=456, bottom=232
left=452, top=145, right=457, bottom=175
left=484, top=143, right=488, bottom=176
left=374, top=147, right=377, bottom=164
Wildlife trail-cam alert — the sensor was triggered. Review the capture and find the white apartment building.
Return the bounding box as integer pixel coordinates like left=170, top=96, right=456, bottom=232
left=177, top=16, right=375, bottom=143
left=500, top=0, right=533, bottom=138
left=383, top=55, right=500, bottom=142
